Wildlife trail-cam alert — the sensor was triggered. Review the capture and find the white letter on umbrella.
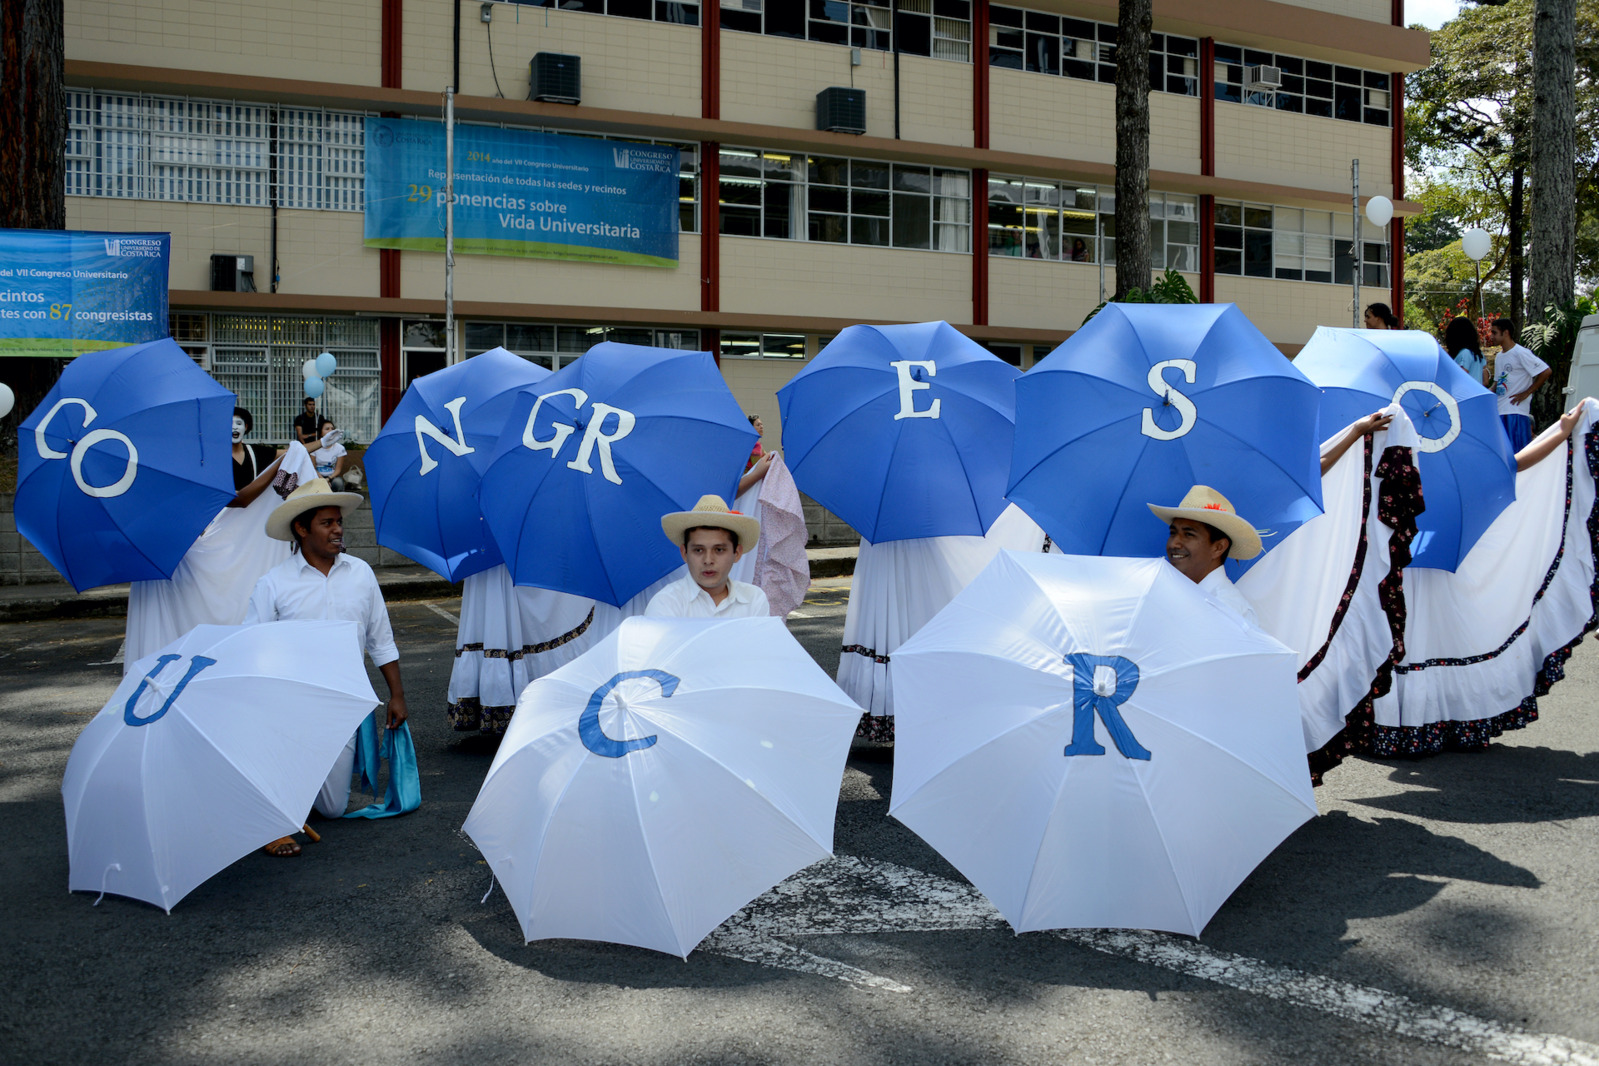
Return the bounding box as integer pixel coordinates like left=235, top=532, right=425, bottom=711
left=1140, top=359, right=1198, bottom=441
left=414, top=396, right=475, bottom=475
left=34, top=396, right=141, bottom=499
left=567, top=402, right=637, bottom=485
left=890, top=360, right=942, bottom=420
left=522, top=387, right=589, bottom=457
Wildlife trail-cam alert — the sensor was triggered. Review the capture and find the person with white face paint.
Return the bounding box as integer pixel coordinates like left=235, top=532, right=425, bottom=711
left=231, top=406, right=286, bottom=503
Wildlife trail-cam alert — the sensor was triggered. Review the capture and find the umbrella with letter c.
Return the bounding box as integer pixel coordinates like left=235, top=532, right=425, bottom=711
left=889, top=551, right=1315, bottom=937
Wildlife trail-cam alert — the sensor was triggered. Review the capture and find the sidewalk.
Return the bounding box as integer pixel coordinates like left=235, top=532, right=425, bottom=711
left=0, top=545, right=858, bottom=624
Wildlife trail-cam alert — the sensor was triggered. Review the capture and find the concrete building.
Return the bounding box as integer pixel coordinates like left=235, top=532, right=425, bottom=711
left=62, top=0, right=1429, bottom=447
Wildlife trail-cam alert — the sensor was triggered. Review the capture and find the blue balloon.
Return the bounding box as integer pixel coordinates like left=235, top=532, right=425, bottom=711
left=305, top=375, right=326, bottom=399
left=315, top=351, right=337, bottom=377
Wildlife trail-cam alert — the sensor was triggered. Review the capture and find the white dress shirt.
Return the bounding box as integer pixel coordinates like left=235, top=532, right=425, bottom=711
left=1198, top=566, right=1259, bottom=627
left=245, top=551, right=399, bottom=666
left=644, top=575, right=770, bottom=619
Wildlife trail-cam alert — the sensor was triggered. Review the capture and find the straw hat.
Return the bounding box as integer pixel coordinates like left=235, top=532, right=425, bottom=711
left=660, top=494, right=761, bottom=549
left=265, top=477, right=365, bottom=542
left=1147, top=485, right=1263, bottom=560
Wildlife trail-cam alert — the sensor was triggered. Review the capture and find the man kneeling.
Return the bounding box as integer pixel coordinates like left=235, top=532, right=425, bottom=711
left=646, top=495, right=770, bottom=618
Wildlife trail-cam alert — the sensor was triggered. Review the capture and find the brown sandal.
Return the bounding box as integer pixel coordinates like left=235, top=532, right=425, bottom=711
left=262, top=837, right=301, bottom=857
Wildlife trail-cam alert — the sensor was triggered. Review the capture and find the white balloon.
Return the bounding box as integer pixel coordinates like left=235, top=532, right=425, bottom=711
left=0, top=382, right=12, bottom=420
left=302, top=358, right=317, bottom=380
left=1364, top=195, right=1393, bottom=228
left=1462, top=227, right=1492, bottom=262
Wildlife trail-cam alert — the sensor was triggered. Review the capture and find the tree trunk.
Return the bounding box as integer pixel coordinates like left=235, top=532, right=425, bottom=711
left=1529, top=0, right=1576, bottom=323
left=1112, top=0, right=1152, bottom=300
left=0, top=0, right=65, bottom=229
left=1509, top=165, right=1524, bottom=330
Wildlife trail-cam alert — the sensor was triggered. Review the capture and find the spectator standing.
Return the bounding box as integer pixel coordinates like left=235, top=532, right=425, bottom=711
left=1443, top=317, right=1488, bottom=387
left=1488, top=318, right=1552, bottom=451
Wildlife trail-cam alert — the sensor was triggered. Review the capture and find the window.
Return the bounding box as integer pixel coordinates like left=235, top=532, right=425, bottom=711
left=988, top=8, right=1198, bottom=97
left=987, top=179, right=1196, bottom=270
left=510, top=0, right=700, bottom=27
left=721, top=332, right=807, bottom=358
left=1215, top=202, right=1388, bottom=287
left=465, top=322, right=701, bottom=369
left=721, top=0, right=969, bottom=58
left=722, top=148, right=969, bottom=252
left=1212, top=44, right=1390, bottom=126
left=207, top=314, right=381, bottom=443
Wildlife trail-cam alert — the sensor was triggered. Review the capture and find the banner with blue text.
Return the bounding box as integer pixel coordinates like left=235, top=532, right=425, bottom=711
left=0, top=230, right=170, bottom=358
left=363, top=118, right=680, bottom=268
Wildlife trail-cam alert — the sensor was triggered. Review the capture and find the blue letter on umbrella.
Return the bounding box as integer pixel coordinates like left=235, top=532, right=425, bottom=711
left=1062, top=653, right=1149, bottom=760
left=580, top=670, right=678, bottom=758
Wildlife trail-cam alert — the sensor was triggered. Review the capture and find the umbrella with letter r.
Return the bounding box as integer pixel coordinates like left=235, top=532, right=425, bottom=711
left=889, top=551, right=1315, bottom=937
left=462, top=615, right=862, bottom=957
left=478, top=342, right=757, bottom=607
left=16, top=338, right=237, bottom=591
left=1293, top=327, right=1515, bottom=571
left=776, top=321, right=1020, bottom=542
left=61, top=621, right=379, bottom=912
left=1008, top=303, right=1324, bottom=568
left=364, top=347, right=550, bottom=582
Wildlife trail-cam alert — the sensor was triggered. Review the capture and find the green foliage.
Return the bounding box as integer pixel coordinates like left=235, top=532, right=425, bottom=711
left=1523, top=296, right=1598, bottom=427
left=1080, top=270, right=1198, bottom=325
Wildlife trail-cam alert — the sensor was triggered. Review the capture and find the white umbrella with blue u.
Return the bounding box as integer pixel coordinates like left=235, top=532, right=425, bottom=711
left=1008, top=304, right=1324, bottom=568
left=1293, top=326, right=1516, bottom=571
left=776, top=321, right=1021, bottom=542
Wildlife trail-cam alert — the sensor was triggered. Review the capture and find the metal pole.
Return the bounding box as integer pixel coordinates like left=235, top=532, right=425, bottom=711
left=1351, top=158, right=1361, bottom=327
left=1475, top=261, right=1485, bottom=321
left=445, top=88, right=457, bottom=365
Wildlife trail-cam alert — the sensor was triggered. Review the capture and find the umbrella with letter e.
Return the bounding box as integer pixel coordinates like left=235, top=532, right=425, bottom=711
left=1293, top=326, right=1515, bottom=571
left=61, top=621, right=379, bottom=912
left=364, top=347, right=550, bottom=581
left=776, top=321, right=1021, bottom=542
left=888, top=551, right=1315, bottom=937
left=16, top=338, right=237, bottom=591
left=462, top=616, right=861, bottom=957
left=478, top=343, right=756, bottom=606
left=1008, top=303, right=1324, bottom=565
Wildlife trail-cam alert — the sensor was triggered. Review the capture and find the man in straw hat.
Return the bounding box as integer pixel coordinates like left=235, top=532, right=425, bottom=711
left=645, top=494, right=770, bottom=618
left=1148, top=485, right=1262, bottom=626
left=245, top=478, right=409, bottom=856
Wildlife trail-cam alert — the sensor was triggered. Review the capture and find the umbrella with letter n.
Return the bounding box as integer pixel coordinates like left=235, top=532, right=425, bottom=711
left=776, top=321, right=1021, bottom=542
left=16, top=338, right=237, bottom=591
left=462, top=616, right=862, bottom=957
left=478, top=342, right=757, bottom=607
left=888, top=551, right=1315, bottom=937
left=61, top=621, right=379, bottom=912
left=364, top=347, right=550, bottom=582
left=1008, top=303, right=1324, bottom=568
left=1293, top=326, right=1516, bottom=571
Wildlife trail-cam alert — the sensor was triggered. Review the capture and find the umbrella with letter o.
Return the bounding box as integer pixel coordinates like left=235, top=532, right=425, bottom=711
left=463, top=616, right=861, bottom=957
left=889, top=551, right=1315, bottom=937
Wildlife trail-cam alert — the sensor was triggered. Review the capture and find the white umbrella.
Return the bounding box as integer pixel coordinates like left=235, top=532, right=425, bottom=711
left=889, top=551, right=1316, bottom=937
left=463, top=616, right=861, bottom=958
left=62, top=621, right=379, bottom=912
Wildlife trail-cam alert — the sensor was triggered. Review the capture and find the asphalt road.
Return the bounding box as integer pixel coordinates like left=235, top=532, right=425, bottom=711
left=3, top=580, right=1599, bottom=1065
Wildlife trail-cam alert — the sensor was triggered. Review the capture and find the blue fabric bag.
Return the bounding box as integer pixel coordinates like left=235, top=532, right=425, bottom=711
left=344, top=711, right=421, bottom=819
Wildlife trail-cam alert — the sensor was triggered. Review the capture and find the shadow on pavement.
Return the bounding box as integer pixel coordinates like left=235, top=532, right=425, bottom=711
left=1348, top=746, right=1599, bottom=824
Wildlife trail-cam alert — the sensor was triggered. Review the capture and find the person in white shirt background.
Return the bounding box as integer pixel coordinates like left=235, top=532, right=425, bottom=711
left=1147, top=485, right=1263, bottom=627
left=245, top=478, right=409, bottom=856
left=645, top=495, right=771, bottom=619
left=311, top=418, right=350, bottom=491
left=1489, top=317, right=1552, bottom=452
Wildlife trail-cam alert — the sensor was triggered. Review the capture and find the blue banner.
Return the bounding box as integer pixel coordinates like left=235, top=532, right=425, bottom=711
left=363, top=118, right=680, bottom=268
left=0, top=229, right=170, bottom=358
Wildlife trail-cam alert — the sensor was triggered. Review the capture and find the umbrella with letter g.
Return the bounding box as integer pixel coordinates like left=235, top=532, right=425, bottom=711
left=889, top=551, right=1315, bottom=937
left=463, top=616, right=862, bottom=957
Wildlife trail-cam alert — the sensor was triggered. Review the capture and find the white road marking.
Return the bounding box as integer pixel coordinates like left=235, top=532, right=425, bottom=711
left=425, top=603, right=460, bottom=625
left=88, top=639, right=125, bottom=667
left=701, top=855, right=1599, bottom=1066
left=786, top=610, right=812, bottom=619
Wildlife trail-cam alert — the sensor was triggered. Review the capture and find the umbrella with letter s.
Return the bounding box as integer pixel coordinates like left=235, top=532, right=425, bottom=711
left=1293, top=326, right=1516, bottom=571
left=889, top=551, right=1315, bottom=937
left=363, top=347, right=550, bottom=581
left=16, top=338, right=237, bottom=591
left=462, top=616, right=861, bottom=957
left=776, top=321, right=1020, bottom=542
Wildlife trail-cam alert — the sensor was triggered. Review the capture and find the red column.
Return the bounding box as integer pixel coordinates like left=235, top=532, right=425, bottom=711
left=973, top=0, right=990, bottom=150
left=380, top=318, right=402, bottom=422
left=973, top=168, right=989, bottom=326
left=701, top=142, right=720, bottom=315
left=702, top=4, right=720, bottom=120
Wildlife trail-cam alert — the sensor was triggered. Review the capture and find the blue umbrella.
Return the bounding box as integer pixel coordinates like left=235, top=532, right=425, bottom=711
left=1008, top=303, right=1324, bottom=565
left=1294, top=327, right=1516, bottom=571
left=478, top=342, right=757, bottom=606
left=775, top=321, right=1020, bottom=542
left=16, top=338, right=236, bottom=592
left=364, top=347, right=550, bottom=581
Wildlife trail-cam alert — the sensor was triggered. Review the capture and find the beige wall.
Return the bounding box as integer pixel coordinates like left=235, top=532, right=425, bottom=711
left=1214, top=104, right=1393, bottom=199
left=67, top=0, right=381, bottom=86
left=719, top=237, right=970, bottom=323
left=1151, top=94, right=1202, bottom=175
left=400, top=241, right=700, bottom=312
left=408, top=3, right=702, bottom=118
left=719, top=356, right=807, bottom=450
left=989, top=257, right=1108, bottom=336
left=1215, top=275, right=1353, bottom=346
left=898, top=56, right=975, bottom=148
left=1273, top=0, right=1391, bottom=23
left=989, top=67, right=1113, bottom=163
left=721, top=34, right=892, bottom=139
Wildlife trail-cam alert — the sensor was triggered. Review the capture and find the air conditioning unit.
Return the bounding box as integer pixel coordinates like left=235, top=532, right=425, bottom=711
left=1245, top=64, right=1283, bottom=90
left=816, top=87, right=866, bottom=135
left=210, top=254, right=255, bottom=292
left=532, top=52, right=581, bottom=104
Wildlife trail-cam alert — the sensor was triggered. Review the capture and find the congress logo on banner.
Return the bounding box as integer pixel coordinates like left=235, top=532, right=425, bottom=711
left=0, top=230, right=170, bottom=358
left=363, top=117, right=680, bottom=268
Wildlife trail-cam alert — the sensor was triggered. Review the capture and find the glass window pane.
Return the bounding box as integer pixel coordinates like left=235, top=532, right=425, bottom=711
left=506, top=323, right=554, bottom=351
left=464, top=322, right=503, bottom=352
left=1244, top=206, right=1272, bottom=229
left=896, top=165, right=933, bottom=193
left=1244, top=230, right=1272, bottom=276
left=893, top=193, right=932, bottom=249
left=852, top=214, right=891, bottom=246
left=764, top=182, right=798, bottom=238
left=808, top=184, right=848, bottom=213
left=719, top=149, right=762, bottom=179
left=809, top=213, right=848, bottom=243
left=851, top=161, right=890, bottom=189
left=807, top=155, right=849, bottom=185
left=852, top=188, right=891, bottom=216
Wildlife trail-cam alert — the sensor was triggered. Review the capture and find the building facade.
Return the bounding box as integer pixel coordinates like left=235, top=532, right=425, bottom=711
left=63, top=0, right=1429, bottom=446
